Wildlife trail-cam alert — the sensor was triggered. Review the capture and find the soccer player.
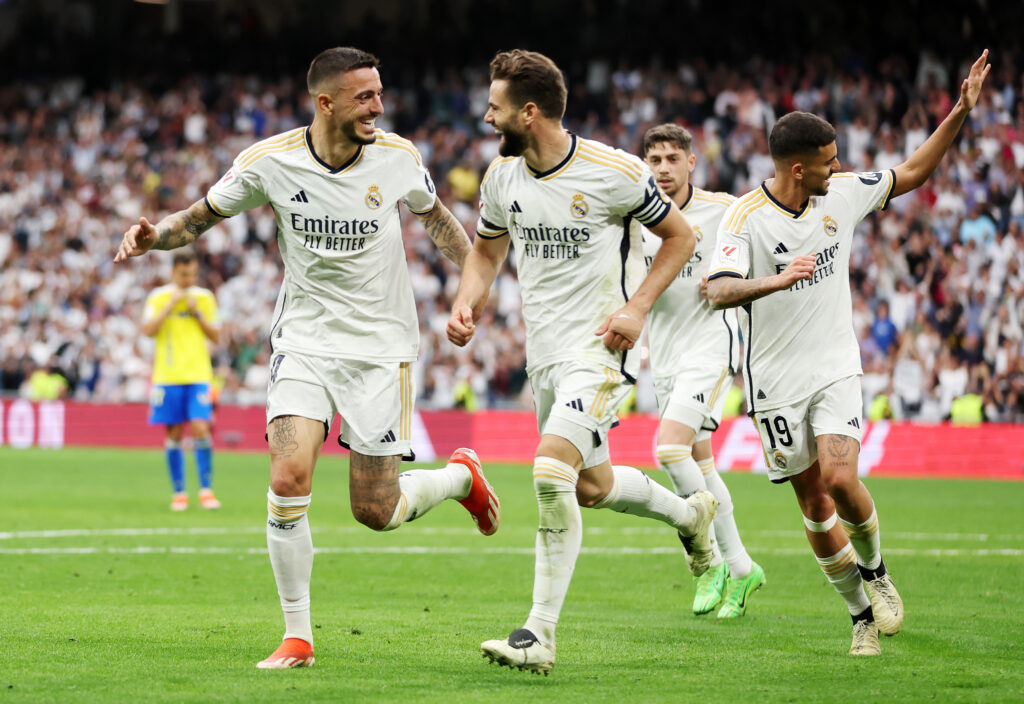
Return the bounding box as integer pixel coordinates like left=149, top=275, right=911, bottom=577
left=141, top=250, right=221, bottom=512
left=116, top=47, right=501, bottom=669
left=640, top=124, right=764, bottom=618
left=706, top=51, right=991, bottom=655
left=447, top=50, right=718, bottom=675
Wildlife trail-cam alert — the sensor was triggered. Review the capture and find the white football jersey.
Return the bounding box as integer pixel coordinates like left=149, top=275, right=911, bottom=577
left=477, top=134, right=672, bottom=380
left=643, top=185, right=740, bottom=379
left=706, top=170, right=895, bottom=412
left=206, top=127, right=436, bottom=361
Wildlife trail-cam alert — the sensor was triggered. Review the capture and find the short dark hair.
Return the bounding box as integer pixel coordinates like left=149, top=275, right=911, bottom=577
left=489, top=49, right=567, bottom=120
left=172, top=251, right=197, bottom=267
left=769, top=111, right=836, bottom=160
left=642, top=123, right=693, bottom=158
left=307, top=47, right=380, bottom=94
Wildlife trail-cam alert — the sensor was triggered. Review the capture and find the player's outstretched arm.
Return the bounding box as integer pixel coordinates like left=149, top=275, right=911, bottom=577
left=417, top=199, right=473, bottom=268
left=114, top=199, right=224, bottom=262
left=891, top=49, right=990, bottom=198
left=446, top=235, right=509, bottom=347
left=705, top=255, right=816, bottom=309
left=595, top=207, right=694, bottom=351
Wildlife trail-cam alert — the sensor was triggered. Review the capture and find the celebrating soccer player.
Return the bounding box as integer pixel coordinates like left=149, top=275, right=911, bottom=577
left=640, top=124, right=765, bottom=618
left=705, top=51, right=991, bottom=655
left=116, top=46, right=501, bottom=670
left=448, top=50, right=717, bottom=675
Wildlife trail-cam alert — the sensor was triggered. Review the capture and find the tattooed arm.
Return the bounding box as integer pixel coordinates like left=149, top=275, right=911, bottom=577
left=114, top=199, right=224, bottom=262
left=705, top=255, right=816, bottom=309
left=415, top=199, right=473, bottom=268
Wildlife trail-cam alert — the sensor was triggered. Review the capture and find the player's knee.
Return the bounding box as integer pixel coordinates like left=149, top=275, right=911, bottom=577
left=190, top=420, right=211, bottom=438
left=822, top=471, right=857, bottom=503
left=574, top=476, right=604, bottom=508
left=802, top=492, right=836, bottom=522
left=351, top=501, right=393, bottom=531
left=166, top=425, right=184, bottom=442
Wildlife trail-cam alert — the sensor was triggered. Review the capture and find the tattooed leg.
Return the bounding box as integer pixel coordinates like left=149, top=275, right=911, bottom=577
left=349, top=451, right=403, bottom=530
left=267, top=415, right=323, bottom=497
left=816, top=434, right=874, bottom=523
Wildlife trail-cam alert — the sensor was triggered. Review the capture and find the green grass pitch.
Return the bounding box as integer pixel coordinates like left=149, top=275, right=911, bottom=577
left=3, top=446, right=1023, bottom=703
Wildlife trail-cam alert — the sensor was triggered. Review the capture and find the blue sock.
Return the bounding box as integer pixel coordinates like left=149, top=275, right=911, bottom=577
left=165, top=441, right=185, bottom=493
left=194, top=437, right=213, bottom=490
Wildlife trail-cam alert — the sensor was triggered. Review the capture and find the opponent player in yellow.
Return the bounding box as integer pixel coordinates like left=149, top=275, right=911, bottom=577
left=142, top=250, right=221, bottom=511
left=448, top=50, right=717, bottom=675
left=640, top=124, right=764, bottom=618
left=706, top=51, right=990, bottom=655
left=116, top=46, right=500, bottom=670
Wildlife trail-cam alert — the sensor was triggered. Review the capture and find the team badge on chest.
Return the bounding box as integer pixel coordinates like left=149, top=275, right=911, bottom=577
left=822, top=215, right=838, bottom=236
left=570, top=192, right=589, bottom=218
left=365, top=184, right=383, bottom=210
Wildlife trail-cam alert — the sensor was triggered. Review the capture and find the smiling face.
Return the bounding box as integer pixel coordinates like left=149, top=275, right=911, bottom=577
left=484, top=79, right=528, bottom=157
left=798, top=142, right=841, bottom=196
left=644, top=141, right=695, bottom=200
left=319, top=66, right=383, bottom=146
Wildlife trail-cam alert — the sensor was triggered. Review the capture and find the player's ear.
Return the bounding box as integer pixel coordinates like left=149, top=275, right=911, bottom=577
left=521, top=101, right=540, bottom=125
left=317, top=92, right=333, bottom=115
left=790, top=159, right=805, bottom=182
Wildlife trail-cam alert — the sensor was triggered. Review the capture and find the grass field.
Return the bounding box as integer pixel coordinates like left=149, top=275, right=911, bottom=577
left=3, top=446, right=1023, bottom=703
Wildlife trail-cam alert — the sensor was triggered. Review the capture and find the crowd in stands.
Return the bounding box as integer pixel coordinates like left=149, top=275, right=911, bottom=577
left=2, top=49, right=1023, bottom=422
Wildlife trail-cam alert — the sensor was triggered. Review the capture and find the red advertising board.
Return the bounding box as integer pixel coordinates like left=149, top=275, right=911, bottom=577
left=1, top=400, right=1021, bottom=480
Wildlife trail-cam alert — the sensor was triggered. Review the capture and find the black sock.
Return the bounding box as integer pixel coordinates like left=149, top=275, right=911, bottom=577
left=852, top=605, right=874, bottom=624
left=857, top=558, right=887, bottom=582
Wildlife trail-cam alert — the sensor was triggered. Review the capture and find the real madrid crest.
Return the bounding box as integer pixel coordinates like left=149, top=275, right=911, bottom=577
left=365, top=184, right=383, bottom=210
left=570, top=192, right=588, bottom=218
left=822, top=215, right=838, bottom=237
left=774, top=452, right=788, bottom=469
left=693, top=225, right=703, bottom=244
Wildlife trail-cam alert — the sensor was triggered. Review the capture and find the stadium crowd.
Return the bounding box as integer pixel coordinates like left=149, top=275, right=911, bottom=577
left=2, top=50, right=1023, bottom=422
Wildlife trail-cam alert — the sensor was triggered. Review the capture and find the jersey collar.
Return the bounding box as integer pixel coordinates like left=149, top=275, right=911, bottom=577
left=760, top=181, right=808, bottom=219
left=305, top=126, right=364, bottom=174
left=677, top=183, right=694, bottom=212
left=525, top=133, right=578, bottom=180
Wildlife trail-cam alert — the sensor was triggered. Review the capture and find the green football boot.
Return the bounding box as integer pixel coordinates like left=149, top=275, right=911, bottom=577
left=692, top=561, right=728, bottom=615
left=716, top=561, right=766, bottom=619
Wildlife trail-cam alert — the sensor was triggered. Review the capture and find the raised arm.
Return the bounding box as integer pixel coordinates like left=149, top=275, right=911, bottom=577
left=446, top=235, right=510, bottom=347
left=891, top=50, right=990, bottom=199
left=416, top=199, right=473, bottom=268
left=595, top=206, right=694, bottom=351
left=705, top=255, right=816, bottom=309
left=115, top=199, right=224, bottom=262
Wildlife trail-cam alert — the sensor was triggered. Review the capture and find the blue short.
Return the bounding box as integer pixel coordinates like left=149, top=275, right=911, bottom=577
left=149, top=383, right=213, bottom=425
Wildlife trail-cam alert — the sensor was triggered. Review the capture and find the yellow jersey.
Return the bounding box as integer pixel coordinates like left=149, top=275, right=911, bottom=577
left=143, top=284, right=218, bottom=385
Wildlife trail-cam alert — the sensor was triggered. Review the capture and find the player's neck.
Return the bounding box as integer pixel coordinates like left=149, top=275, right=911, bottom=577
left=523, top=128, right=572, bottom=174
left=308, top=119, right=361, bottom=169
left=764, top=176, right=809, bottom=212
left=671, top=183, right=693, bottom=209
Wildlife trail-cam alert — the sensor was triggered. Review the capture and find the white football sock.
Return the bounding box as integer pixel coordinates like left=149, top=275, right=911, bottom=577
left=594, top=465, right=699, bottom=533
left=382, top=462, right=472, bottom=530
left=698, top=456, right=752, bottom=578
left=524, top=457, right=581, bottom=647
left=815, top=542, right=871, bottom=616
left=267, top=490, right=314, bottom=645
left=839, top=506, right=882, bottom=571
left=657, top=445, right=722, bottom=564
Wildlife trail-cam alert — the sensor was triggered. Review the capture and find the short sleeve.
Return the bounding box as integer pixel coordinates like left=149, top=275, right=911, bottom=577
left=476, top=161, right=509, bottom=239
left=844, top=170, right=896, bottom=221
left=624, top=167, right=673, bottom=227
left=205, top=162, right=269, bottom=218
left=399, top=148, right=438, bottom=215
left=707, top=225, right=751, bottom=280
left=142, top=292, right=161, bottom=322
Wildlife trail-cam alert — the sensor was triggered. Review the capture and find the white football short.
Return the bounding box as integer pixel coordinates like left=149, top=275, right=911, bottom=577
left=529, top=361, right=632, bottom=469
left=752, top=374, right=864, bottom=482
left=265, top=351, right=415, bottom=460
left=654, top=364, right=734, bottom=443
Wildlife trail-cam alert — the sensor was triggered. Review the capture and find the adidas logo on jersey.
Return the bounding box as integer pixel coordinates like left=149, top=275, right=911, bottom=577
left=380, top=430, right=396, bottom=443
left=757, top=389, right=767, bottom=400
left=773, top=242, right=789, bottom=254
left=692, top=393, right=705, bottom=403
left=290, top=190, right=309, bottom=203
left=848, top=418, right=861, bottom=429
left=509, top=200, right=523, bottom=213
left=565, top=398, right=584, bottom=412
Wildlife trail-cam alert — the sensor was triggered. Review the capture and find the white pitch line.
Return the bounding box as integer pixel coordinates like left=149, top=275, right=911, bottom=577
left=4, top=526, right=1023, bottom=542
left=0, top=546, right=1021, bottom=557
